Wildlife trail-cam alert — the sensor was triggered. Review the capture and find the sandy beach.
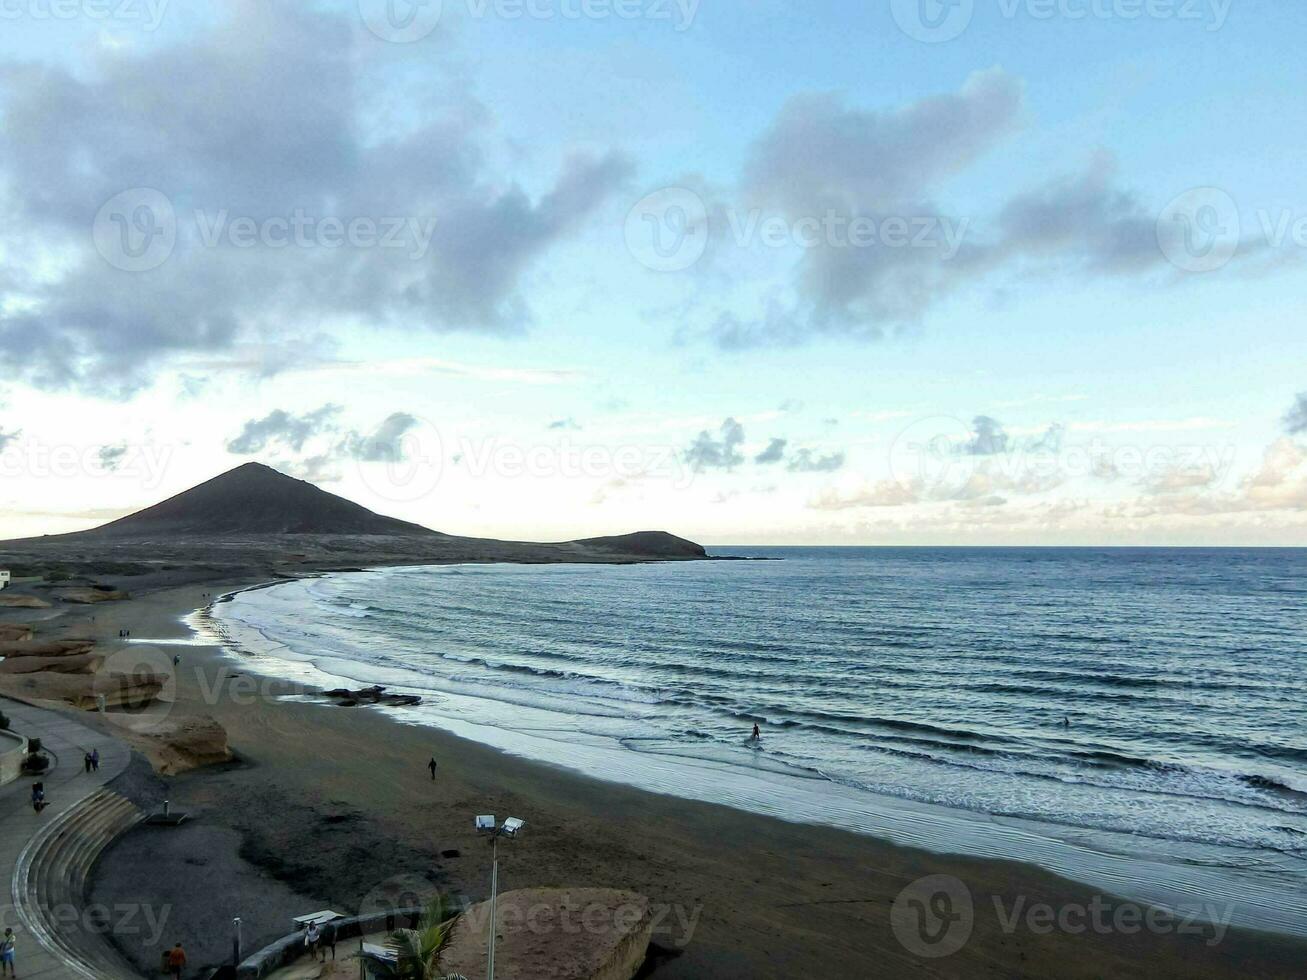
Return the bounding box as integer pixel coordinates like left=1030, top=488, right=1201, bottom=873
left=8, top=576, right=1291, bottom=979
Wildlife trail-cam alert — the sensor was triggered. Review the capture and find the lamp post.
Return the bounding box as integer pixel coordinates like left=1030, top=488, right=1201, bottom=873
left=474, top=814, right=524, bottom=980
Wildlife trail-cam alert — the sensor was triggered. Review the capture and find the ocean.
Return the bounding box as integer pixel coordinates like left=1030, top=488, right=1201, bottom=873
left=201, top=547, right=1307, bottom=934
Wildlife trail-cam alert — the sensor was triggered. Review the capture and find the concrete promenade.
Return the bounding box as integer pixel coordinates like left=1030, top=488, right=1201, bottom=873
left=0, top=695, right=133, bottom=979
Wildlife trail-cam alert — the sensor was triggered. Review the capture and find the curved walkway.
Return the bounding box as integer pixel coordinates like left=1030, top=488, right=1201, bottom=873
left=0, top=695, right=140, bottom=979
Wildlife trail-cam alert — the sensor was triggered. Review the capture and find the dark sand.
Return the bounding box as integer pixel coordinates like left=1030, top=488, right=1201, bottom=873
left=46, top=580, right=1307, bottom=978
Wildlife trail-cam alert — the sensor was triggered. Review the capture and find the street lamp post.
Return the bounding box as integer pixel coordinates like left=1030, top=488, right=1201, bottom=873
left=474, top=814, right=524, bottom=980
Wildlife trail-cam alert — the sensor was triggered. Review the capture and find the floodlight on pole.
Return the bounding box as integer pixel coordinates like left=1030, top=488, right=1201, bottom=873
left=474, top=814, right=526, bottom=980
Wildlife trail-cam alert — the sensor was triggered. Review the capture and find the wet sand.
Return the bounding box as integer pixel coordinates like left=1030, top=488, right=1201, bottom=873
left=63, top=579, right=1307, bottom=978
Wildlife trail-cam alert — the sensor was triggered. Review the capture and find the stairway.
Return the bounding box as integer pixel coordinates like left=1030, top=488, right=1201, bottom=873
left=14, top=786, right=147, bottom=979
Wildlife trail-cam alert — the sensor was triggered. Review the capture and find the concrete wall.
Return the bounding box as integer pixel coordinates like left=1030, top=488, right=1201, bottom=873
left=0, top=728, right=28, bottom=786
left=235, top=908, right=422, bottom=980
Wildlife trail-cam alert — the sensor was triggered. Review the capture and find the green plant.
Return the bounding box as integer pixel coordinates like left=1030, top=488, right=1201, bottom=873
left=386, top=895, right=458, bottom=980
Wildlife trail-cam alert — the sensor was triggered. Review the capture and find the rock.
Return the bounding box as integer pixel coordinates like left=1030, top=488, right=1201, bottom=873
left=0, top=652, right=102, bottom=675
left=439, top=888, right=654, bottom=980
left=0, top=640, right=96, bottom=659
left=0, top=594, right=52, bottom=608
left=54, top=587, right=130, bottom=604
left=123, top=714, right=233, bottom=774
left=0, top=624, right=34, bottom=642
left=0, top=670, right=162, bottom=709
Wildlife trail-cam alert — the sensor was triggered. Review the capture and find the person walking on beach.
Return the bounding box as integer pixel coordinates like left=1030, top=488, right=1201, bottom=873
left=166, top=941, right=186, bottom=979
left=31, top=782, right=45, bottom=813
left=427, top=757, right=438, bottom=781
left=1, top=927, right=16, bottom=977
left=84, top=751, right=93, bottom=773
left=90, top=748, right=100, bottom=772
left=304, top=921, right=321, bottom=960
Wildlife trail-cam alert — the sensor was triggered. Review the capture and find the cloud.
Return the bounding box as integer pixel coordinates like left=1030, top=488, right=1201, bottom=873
left=1285, top=392, right=1307, bottom=435
left=226, top=405, right=342, bottom=455
left=548, top=418, right=582, bottom=431
left=812, top=480, right=919, bottom=510
left=1143, top=463, right=1218, bottom=495
left=963, top=416, right=1010, bottom=456
left=684, top=417, right=746, bottom=471
left=754, top=438, right=787, bottom=464
left=338, top=413, right=420, bottom=463
left=98, top=444, right=128, bottom=472
left=787, top=448, right=846, bottom=473
left=0, top=2, right=631, bottom=393
left=0, top=428, right=20, bottom=452
left=743, top=68, right=1024, bottom=216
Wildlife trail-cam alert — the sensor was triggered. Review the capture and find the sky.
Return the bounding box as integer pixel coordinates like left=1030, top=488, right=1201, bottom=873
left=1, top=0, right=1305, bottom=546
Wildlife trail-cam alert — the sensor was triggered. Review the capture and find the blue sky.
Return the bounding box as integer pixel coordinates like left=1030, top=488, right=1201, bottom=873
left=0, top=0, right=1305, bottom=544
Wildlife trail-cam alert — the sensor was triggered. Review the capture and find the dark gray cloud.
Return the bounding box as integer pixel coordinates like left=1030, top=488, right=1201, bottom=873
left=226, top=406, right=424, bottom=480
left=744, top=68, right=1024, bottom=216
left=98, top=444, right=128, bottom=472
left=699, top=76, right=1272, bottom=351
left=685, top=417, right=745, bottom=471
left=787, top=448, right=846, bottom=473
left=755, top=437, right=787, bottom=464
left=0, top=1, right=631, bottom=392
left=1285, top=392, right=1307, bottom=435
left=338, top=413, right=420, bottom=463
left=226, top=405, right=342, bottom=455
left=963, top=416, right=1009, bottom=456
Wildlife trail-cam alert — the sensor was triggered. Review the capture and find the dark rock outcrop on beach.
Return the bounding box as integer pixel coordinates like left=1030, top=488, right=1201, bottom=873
left=0, top=462, right=715, bottom=576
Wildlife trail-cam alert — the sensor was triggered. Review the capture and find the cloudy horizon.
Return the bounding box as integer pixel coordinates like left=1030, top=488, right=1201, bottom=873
left=1, top=0, right=1305, bottom=546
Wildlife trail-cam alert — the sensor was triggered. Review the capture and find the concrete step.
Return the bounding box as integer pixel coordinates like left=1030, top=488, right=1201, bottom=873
left=15, top=786, right=145, bottom=980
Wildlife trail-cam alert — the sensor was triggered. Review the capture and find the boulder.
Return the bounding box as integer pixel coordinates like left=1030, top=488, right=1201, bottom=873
left=0, top=652, right=102, bottom=675
left=439, top=888, right=653, bottom=980
left=0, top=640, right=95, bottom=659
left=0, top=624, right=34, bottom=642
left=0, top=670, right=163, bottom=710
left=54, top=587, right=130, bottom=604
left=0, top=594, right=52, bottom=609
left=124, top=714, right=233, bottom=774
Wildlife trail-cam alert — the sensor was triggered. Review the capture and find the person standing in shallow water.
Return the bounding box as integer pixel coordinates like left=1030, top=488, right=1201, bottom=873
left=751, top=723, right=761, bottom=741
left=427, top=757, right=438, bottom=781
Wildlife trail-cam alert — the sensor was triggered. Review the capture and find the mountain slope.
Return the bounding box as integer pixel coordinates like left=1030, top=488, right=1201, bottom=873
left=83, top=462, right=435, bottom=537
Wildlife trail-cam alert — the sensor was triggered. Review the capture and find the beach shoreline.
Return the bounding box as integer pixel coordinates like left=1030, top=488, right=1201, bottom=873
left=41, top=576, right=1307, bottom=978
